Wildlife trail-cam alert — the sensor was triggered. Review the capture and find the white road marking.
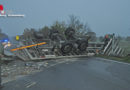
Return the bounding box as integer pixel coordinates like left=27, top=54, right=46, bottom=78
left=26, top=82, right=36, bottom=88
left=46, top=59, right=78, bottom=68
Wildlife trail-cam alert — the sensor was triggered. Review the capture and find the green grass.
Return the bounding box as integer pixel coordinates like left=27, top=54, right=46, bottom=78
left=119, top=40, right=130, bottom=55
left=96, top=40, right=130, bottom=63
left=96, top=55, right=130, bottom=63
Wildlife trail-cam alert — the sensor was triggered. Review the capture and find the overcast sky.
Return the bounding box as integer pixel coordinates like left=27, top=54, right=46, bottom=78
left=0, top=0, right=130, bottom=36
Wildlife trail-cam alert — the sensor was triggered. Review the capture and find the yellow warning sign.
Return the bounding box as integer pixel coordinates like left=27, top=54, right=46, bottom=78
left=16, top=35, right=20, bottom=41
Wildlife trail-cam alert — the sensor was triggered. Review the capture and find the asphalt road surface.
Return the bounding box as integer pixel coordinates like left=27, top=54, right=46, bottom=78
left=2, top=57, right=130, bottom=90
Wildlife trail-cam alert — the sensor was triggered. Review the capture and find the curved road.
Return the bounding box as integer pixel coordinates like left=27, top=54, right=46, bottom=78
left=2, top=57, right=130, bottom=90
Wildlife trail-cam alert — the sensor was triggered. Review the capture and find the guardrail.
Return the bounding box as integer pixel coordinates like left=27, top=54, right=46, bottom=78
left=9, top=40, right=104, bottom=61
left=102, top=34, right=125, bottom=56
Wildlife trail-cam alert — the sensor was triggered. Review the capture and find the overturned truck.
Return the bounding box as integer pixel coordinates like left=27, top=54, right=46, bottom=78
left=11, top=27, right=124, bottom=61
left=1, top=28, right=125, bottom=61
left=11, top=27, right=93, bottom=60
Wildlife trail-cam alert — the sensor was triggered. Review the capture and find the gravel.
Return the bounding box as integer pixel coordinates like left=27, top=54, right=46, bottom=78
left=1, top=58, right=79, bottom=84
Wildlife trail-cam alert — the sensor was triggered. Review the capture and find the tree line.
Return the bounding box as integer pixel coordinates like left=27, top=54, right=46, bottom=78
left=23, top=15, right=97, bottom=41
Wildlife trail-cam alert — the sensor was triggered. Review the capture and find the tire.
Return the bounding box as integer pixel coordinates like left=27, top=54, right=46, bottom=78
left=77, top=40, right=88, bottom=51
left=61, top=43, right=73, bottom=54
left=65, top=27, right=75, bottom=38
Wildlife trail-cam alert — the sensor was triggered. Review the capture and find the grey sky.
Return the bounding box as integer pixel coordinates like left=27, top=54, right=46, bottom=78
left=0, top=0, right=130, bottom=36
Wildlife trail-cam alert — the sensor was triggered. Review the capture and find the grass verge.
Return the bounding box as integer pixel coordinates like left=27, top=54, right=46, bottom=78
left=96, top=55, right=130, bottom=63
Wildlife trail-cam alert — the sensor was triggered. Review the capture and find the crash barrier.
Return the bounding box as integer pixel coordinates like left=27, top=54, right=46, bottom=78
left=102, top=34, right=125, bottom=56
left=11, top=41, right=104, bottom=61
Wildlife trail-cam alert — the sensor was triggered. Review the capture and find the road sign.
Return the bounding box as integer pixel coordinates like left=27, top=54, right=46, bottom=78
left=16, top=36, right=20, bottom=41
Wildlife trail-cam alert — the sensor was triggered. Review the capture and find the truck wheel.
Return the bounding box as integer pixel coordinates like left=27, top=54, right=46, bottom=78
left=61, top=43, right=73, bottom=54
left=77, top=40, right=88, bottom=51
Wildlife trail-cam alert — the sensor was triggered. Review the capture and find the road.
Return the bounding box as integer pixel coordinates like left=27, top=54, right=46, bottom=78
left=2, top=57, right=130, bottom=90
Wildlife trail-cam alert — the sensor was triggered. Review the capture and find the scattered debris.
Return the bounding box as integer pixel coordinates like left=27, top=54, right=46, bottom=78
left=1, top=58, right=79, bottom=84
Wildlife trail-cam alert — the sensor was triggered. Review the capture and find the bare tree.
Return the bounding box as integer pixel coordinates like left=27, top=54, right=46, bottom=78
left=68, top=15, right=83, bottom=34
left=51, top=21, right=67, bottom=37
left=40, top=26, right=50, bottom=39
left=68, top=15, right=93, bottom=37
